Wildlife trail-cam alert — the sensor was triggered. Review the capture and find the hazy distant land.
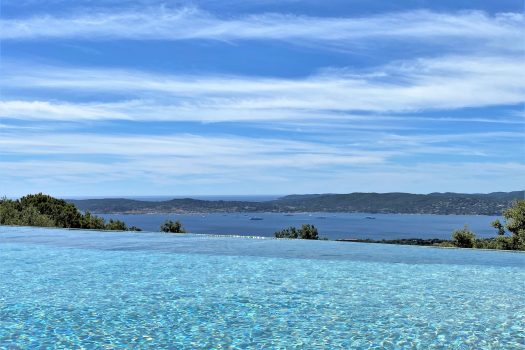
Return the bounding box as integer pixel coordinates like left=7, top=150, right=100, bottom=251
left=68, top=191, right=524, bottom=215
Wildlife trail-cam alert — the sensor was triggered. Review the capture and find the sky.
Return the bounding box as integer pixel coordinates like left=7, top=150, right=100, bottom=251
left=0, top=0, right=524, bottom=196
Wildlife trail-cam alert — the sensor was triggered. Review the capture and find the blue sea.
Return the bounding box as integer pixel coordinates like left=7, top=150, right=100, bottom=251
left=99, top=212, right=502, bottom=240
left=1, top=226, right=524, bottom=349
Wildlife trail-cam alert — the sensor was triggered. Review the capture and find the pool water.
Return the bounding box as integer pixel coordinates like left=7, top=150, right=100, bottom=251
left=1, top=227, right=524, bottom=349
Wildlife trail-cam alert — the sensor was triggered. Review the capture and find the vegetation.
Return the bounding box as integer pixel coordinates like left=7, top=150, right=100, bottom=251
left=3, top=194, right=523, bottom=251
left=341, top=200, right=525, bottom=251
left=338, top=238, right=449, bottom=246
left=0, top=193, right=137, bottom=231
left=446, top=200, right=525, bottom=251
left=275, top=224, right=319, bottom=240
left=160, top=220, right=186, bottom=233
left=451, top=226, right=476, bottom=248
left=68, top=191, right=524, bottom=215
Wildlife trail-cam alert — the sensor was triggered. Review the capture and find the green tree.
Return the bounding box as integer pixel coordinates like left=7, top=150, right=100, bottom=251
left=274, top=224, right=319, bottom=240
left=160, top=220, right=185, bottom=233
left=81, top=211, right=106, bottom=230
left=105, top=219, right=128, bottom=231
left=0, top=198, right=21, bottom=225
left=20, top=206, right=55, bottom=227
left=451, top=225, right=476, bottom=248
left=298, top=224, right=319, bottom=240
left=19, top=193, right=82, bottom=228
left=491, top=219, right=505, bottom=236
left=274, top=226, right=298, bottom=238
left=0, top=193, right=139, bottom=231
left=500, top=200, right=525, bottom=250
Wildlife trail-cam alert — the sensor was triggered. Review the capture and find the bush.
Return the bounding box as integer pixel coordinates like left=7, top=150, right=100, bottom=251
left=503, top=200, right=525, bottom=250
left=0, top=193, right=139, bottom=231
left=299, top=224, right=319, bottom=240
left=105, top=219, right=128, bottom=231
left=160, top=220, right=185, bottom=233
left=274, top=226, right=298, bottom=238
left=475, top=236, right=514, bottom=250
left=451, top=226, right=476, bottom=248
left=275, top=224, right=319, bottom=240
left=488, top=200, right=525, bottom=250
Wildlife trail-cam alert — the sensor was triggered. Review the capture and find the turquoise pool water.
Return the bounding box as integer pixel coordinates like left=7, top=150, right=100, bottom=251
left=1, top=227, right=524, bottom=349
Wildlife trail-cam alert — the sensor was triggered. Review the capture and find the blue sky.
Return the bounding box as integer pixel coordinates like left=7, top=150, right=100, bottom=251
left=0, top=0, right=524, bottom=196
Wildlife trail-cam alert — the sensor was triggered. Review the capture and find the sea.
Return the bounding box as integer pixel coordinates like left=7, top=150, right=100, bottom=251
left=65, top=195, right=502, bottom=240
left=98, top=212, right=501, bottom=240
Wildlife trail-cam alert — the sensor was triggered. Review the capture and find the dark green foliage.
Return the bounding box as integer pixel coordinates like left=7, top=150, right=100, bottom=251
left=474, top=236, right=515, bottom=250
left=20, top=194, right=82, bottom=228
left=105, top=219, right=128, bottom=231
left=19, top=206, right=56, bottom=227
left=451, top=226, right=476, bottom=248
left=298, top=224, right=319, bottom=239
left=448, top=201, right=525, bottom=251
left=0, top=193, right=138, bottom=231
left=338, top=238, right=449, bottom=246
left=491, top=219, right=505, bottom=235
left=80, top=211, right=106, bottom=230
left=274, top=224, right=319, bottom=240
left=274, top=226, right=298, bottom=238
left=160, top=220, right=185, bottom=233
left=0, top=199, right=25, bottom=226
left=496, top=199, right=525, bottom=250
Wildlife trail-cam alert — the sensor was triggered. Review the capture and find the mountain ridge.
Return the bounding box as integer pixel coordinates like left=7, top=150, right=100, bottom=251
left=67, top=191, right=524, bottom=215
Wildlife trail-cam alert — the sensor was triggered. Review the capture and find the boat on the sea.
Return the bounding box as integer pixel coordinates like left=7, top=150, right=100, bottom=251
left=365, top=216, right=376, bottom=220
left=250, top=217, right=263, bottom=220
left=283, top=213, right=294, bottom=216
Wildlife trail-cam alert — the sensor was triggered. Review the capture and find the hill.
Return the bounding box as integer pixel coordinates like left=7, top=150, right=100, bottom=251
left=68, top=191, right=524, bottom=215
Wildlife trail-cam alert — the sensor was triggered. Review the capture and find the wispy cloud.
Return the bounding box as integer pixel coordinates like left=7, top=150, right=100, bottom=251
left=1, top=130, right=523, bottom=195
left=1, top=8, right=522, bottom=51
left=1, top=130, right=518, bottom=167
left=0, top=132, right=387, bottom=164
left=1, top=4, right=523, bottom=196
left=2, top=54, right=524, bottom=122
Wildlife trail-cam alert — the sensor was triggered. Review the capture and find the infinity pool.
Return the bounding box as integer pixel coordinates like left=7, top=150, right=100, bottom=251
left=1, top=227, right=524, bottom=349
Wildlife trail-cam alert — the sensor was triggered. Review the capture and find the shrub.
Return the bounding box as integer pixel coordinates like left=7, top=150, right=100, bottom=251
left=475, top=236, right=514, bottom=250
left=274, top=226, right=298, bottom=238
left=105, top=218, right=128, bottom=231
left=0, top=194, right=139, bottom=231
left=160, top=220, right=185, bottom=233
left=503, top=200, right=525, bottom=250
left=299, top=224, right=319, bottom=240
left=451, top=226, right=476, bottom=248
left=488, top=200, right=525, bottom=250
left=274, top=224, right=319, bottom=240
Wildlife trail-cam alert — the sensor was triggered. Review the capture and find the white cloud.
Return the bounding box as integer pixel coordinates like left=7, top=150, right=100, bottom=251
left=0, top=132, right=386, bottom=165
left=1, top=7, right=523, bottom=195
left=1, top=130, right=517, bottom=166
left=2, top=157, right=524, bottom=196
left=0, top=130, right=522, bottom=196
left=2, top=54, right=524, bottom=122
left=1, top=8, right=522, bottom=52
